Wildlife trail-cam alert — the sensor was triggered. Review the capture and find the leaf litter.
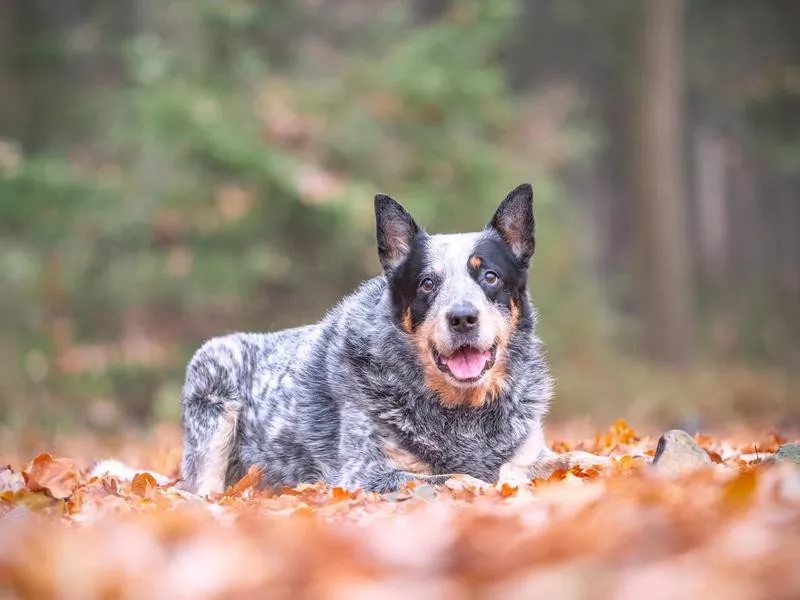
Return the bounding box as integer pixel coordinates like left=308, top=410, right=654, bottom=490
left=0, top=420, right=798, bottom=599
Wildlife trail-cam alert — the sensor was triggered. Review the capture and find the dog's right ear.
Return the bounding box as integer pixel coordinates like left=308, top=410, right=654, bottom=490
left=375, top=194, right=420, bottom=273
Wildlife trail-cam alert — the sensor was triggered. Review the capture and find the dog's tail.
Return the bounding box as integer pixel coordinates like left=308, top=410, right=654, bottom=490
left=88, top=459, right=173, bottom=486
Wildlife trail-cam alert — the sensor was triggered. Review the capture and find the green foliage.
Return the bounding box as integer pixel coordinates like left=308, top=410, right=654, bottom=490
left=2, top=0, right=796, bottom=430
left=0, top=0, right=604, bottom=429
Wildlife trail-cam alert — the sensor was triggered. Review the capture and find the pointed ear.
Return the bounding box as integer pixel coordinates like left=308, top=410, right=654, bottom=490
left=488, top=183, right=535, bottom=266
left=375, top=194, right=420, bottom=273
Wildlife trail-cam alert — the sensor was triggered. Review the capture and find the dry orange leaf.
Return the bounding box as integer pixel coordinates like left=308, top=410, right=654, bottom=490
left=499, top=482, right=518, bottom=497
left=613, top=419, right=639, bottom=445
left=22, top=453, right=83, bottom=500
left=615, top=455, right=635, bottom=471
left=331, top=486, right=351, bottom=501
left=224, top=465, right=262, bottom=498
left=1, top=423, right=798, bottom=598
left=721, top=468, right=758, bottom=513
left=130, top=472, right=158, bottom=498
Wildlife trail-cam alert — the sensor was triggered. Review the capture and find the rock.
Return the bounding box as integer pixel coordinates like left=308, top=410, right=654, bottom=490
left=651, top=429, right=713, bottom=475
left=774, top=444, right=800, bottom=468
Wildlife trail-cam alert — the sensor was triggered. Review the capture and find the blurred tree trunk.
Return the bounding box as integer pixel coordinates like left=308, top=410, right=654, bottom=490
left=632, top=0, right=694, bottom=366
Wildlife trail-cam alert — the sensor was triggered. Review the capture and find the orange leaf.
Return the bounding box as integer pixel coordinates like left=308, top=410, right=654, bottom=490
left=331, top=486, right=351, bottom=501
left=613, top=419, right=639, bottom=444
left=615, top=455, right=634, bottom=471
left=499, top=482, right=518, bottom=497
left=66, top=488, right=84, bottom=515
left=694, top=434, right=714, bottom=448
left=721, top=469, right=758, bottom=513
left=23, top=453, right=83, bottom=500
left=131, top=472, right=158, bottom=498
left=762, top=431, right=787, bottom=452
left=224, top=465, right=262, bottom=498
left=551, top=441, right=571, bottom=453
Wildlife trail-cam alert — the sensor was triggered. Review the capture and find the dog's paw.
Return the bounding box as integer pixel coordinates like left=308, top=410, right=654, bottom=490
left=497, top=463, right=532, bottom=489
left=443, top=473, right=492, bottom=492
left=567, top=450, right=613, bottom=470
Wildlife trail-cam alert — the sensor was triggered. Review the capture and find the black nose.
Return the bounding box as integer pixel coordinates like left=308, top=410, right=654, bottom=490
left=447, top=304, right=479, bottom=333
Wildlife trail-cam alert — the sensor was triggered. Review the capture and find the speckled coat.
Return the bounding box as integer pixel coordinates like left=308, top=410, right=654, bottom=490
left=180, top=185, right=560, bottom=495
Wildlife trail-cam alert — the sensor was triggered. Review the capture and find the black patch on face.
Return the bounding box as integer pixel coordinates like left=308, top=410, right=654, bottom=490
left=387, top=233, right=436, bottom=330
left=468, top=232, right=532, bottom=319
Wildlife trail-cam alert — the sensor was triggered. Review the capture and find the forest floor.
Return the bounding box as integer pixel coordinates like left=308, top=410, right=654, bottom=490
left=1, top=421, right=799, bottom=599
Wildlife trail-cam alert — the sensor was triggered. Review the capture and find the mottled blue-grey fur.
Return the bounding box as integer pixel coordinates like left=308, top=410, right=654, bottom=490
left=180, top=185, right=566, bottom=494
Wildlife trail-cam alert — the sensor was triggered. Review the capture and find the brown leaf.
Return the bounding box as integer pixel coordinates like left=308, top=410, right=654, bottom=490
left=331, top=486, right=352, bottom=502
left=499, top=482, right=518, bottom=498
left=224, top=465, right=262, bottom=498
left=23, top=453, right=84, bottom=499
left=66, top=488, right=84, bottom=515
left=613, top=419, right=639, bottom=444
left=0, top=489, right=60, bottom=512
left=721, top=469, right=758, bottom=513
left=102, top=476, right=121, bottom=495
left=131, top=472, right=158, bottom=498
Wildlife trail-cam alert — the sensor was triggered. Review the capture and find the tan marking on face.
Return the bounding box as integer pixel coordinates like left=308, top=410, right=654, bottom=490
left=469, top=255, right=482, bottom=269
left=509, top=298, right=520, bottom=332
left=383, top=441, right=431, bottom=474
left=402, top=308, right=414, bottom=334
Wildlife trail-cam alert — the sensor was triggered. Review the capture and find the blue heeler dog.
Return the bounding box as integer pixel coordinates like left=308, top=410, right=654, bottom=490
left=179, top=184, right=609, bottom=496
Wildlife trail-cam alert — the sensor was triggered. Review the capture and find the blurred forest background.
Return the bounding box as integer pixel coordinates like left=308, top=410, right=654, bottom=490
left=0, top=0, right=798, bottom=434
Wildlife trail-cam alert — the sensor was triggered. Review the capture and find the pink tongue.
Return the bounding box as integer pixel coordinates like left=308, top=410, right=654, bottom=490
left=443, top=348, right=490, bottom=380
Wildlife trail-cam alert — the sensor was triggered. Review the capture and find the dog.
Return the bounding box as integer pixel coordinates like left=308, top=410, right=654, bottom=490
left=177, top=184, right=609, bottom=496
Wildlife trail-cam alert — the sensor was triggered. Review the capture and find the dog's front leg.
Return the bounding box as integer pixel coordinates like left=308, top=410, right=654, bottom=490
left=340, top=446, right=490, bottom=492
left=526, top=449, right=611, bottom=479
left=364, top=470, right=492, bottom=493
left=366, top=470, right=452, bottom=493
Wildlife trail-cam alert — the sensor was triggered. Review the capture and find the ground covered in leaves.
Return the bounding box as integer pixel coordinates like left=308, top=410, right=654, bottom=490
left=1, top=421, right=799, bottom=599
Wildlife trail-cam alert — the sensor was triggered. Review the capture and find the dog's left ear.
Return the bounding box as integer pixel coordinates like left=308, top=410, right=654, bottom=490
left=375, top=194, right=421, bottom=274
left=488, top=183, right=535, bottom=266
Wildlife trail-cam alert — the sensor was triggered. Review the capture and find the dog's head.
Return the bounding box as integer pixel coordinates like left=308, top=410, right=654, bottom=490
left=375, top=184, right=535, bottom=408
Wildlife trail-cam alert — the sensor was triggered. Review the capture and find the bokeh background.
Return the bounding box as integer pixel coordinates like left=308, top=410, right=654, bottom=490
left=1, top=0, right=798, bottom=436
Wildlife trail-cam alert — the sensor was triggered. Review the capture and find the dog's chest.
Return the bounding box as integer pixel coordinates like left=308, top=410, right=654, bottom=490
left=386, top=406, right=529, bottom=480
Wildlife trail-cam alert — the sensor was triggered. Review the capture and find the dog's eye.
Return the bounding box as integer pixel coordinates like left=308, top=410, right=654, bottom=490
left=419, top=277, right=435, bottom=293
left=484, top=271, right=500, bottom=286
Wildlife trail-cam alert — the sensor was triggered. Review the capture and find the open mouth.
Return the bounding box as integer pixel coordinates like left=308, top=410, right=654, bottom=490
left=432, top=344, right=497, bottom=383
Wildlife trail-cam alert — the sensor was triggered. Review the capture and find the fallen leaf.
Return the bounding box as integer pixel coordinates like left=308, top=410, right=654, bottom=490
left=224, top=465, right=262, bottom=498
left=499, top=482, right=518, bottom=497
left=331, top=487, right=351, bottom=501
left=131, top=472, right=158, bottom=498
left=721, top=469, right=758, bottom=513
left=22, top=453, right=83, bottom=499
